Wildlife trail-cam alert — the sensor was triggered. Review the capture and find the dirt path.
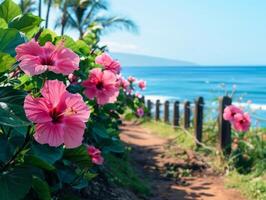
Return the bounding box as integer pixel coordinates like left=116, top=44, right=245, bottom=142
left=120, top=121, right=246, bottom=200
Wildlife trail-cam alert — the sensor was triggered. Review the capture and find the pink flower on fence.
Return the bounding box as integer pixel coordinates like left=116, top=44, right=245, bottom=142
left=136, top=107, right=144, bottom=117
left=223, top=105, right=243, bottom=122
left=15, top=40, right=79, bottom=76
left=95, top=53, right=121, bottom=74
left=138, top=80, right=146, bottom=90
left=82, top=68, right=119, bottom=105
left=87, top=145, right=104, bottom=165
left=232, top=113, right=251, bottom=132
left=24, top=80, right=90, bottom=148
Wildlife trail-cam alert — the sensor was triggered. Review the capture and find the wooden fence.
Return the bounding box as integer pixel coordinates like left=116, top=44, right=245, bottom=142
left=145, top=96, right=232, bottom=153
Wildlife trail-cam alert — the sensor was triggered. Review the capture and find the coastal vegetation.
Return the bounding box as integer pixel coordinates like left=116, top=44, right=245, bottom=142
left=0, top=0, right=264, bottom=199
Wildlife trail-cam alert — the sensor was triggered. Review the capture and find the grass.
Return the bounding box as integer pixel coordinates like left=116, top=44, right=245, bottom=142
left=225, top=171, right=266, bottom=200
left=140, top=120, right=195, bottom=149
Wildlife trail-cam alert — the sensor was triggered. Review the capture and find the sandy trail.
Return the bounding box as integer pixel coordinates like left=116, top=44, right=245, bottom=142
left=120, top=121, right=246, bottom=200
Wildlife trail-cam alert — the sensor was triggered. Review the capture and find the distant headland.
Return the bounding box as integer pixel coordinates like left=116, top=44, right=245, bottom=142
left=111, top=52, right=196, bottom=67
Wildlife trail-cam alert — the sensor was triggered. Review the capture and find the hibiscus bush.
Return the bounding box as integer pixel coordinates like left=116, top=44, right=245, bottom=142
left=0, top=0, right=146, bottom=199
left=223, top=105, right=266, bottom=174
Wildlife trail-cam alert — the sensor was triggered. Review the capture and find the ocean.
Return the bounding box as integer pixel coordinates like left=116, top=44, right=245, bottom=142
left=121, top=66, right=266, bottom=127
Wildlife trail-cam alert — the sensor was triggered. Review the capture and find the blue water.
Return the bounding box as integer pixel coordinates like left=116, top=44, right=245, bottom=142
left=122, top=66, right=266, bottom=126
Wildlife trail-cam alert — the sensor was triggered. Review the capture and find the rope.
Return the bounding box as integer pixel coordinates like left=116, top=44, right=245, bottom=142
left=171, top=125, right=218, bottom=153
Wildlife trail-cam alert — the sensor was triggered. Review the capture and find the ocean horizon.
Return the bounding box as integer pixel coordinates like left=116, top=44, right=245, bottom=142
left=122, top=66, right=266, bottom=126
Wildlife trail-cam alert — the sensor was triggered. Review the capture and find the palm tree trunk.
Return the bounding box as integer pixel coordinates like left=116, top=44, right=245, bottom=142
left=20, top=0, right=24, bottom=13
left=38, top=0, right=42, bottom=17
left=61, top=1, right=68, bottom=36
left=79, top=28, right=83, bottom=40
left=61, top=24, right=65, bottom=35
left=45, top=0, right=52, bottom=28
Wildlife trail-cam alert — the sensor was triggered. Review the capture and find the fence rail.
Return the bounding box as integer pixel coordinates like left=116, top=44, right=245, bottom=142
left=146, top=96, right=232, bottom=153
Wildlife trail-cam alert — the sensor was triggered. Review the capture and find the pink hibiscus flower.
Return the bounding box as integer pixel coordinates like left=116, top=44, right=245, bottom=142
left=135, top=92, right=142, bottom=98
left=138, top=80, right=146, bottom=90
left=15, top=40, right=80, bottom=76
left=223, top=105, right=243, bottom=122
left=87, top=145, right=104, bottom=165
left=24, top=80, right=90, bottom=148
left=136, top=107, right=144, bottom=117
left=82, top=68, right=119, bottom=105
left=127, top=76, right=136, bottom=83
left=68, top=73, right=78, bottom=84
left=95, top=53, right=121, bottom=74
left=120, top=78, right=130, bottom=90
left=232, top=113, right=251, bottom=132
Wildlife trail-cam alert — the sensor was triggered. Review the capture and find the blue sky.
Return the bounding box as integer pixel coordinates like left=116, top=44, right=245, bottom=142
left=97, top=0, right=266, bottom=65
left=36, top=0, right=266, bottom=65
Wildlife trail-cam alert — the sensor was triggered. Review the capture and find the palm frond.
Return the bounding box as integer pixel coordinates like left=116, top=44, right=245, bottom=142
left=94, top=16, right=138, bottom=34
left=81, top=0, right=109, bottom=27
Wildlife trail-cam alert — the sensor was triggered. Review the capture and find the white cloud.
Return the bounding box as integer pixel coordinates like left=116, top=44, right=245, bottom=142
left=99, top=40, right=139, bottom=52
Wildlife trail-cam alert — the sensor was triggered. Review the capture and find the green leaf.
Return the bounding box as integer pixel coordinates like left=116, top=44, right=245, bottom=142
left=55, top=35, right=79, bottom=52
left=0, top=86, right=26, bottom=104
left=0, top=0, right=21, bottom=23
left=76, top=40, right=90, bottom=55
left=63, top=145, right=91, bottom=168
left=0, top=167, right=32, bottom=200
left=9, top=14, right=42, bottom=37
left=0, top=52, right=15, bottom=73
left=103, top=140, right=125, bottom=153
left=0, top=135, right=9, bottom=162
left=31, top=143, right=63, bottom=164
left=0, top=107, right=31, bottom=127
left=0, top=18, right=7, bottom=28
left=57, top=166, right=88, bottom=189
left=38, top=28, right=57, bottom=46
left=0, top=28, right=26, bottom=56
left=0, top=87, right=30, bottom=128
left=25, top=155, right=56, bottom=171
left=32, top=176, right=51, bottom=200
left=92, top=124, right=109, bottom=139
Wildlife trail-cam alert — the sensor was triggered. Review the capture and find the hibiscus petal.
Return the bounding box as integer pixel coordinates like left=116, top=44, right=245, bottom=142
left=102, top=70, right=117, bottom=84
left=41, top=80, right=67, bottom=107
left=15, top=39, right=43, bottom=60
left=19, top=56, right=47, bottom=75
left=65, top=94, right=90, bottom=122
left=95, top=53, right=113, bottom=66
left=49, top=48, right=79, bottom=75
left=83, top=86, right=97, bottom=100
left=63, top=117, right=86, bottom=149
left=34, top=122, right=64, bottom=147
left=24, top=95, right=52, bottom=123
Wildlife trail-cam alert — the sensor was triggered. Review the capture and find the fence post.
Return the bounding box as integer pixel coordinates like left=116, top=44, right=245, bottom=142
left=218, top=96, right=232, bottom=154
left=164, top=101, right=169, bottom=123
left=184, top=101, right=191, bottom=129
left=155, top=99, right=160, bottom=121
left=194, top=97, right=204, bottom=145
left=173, top=101, right=180, bottom=127
left=147, top=100, right=152, bottom=117
left=140, top=96, right=145, bottom=104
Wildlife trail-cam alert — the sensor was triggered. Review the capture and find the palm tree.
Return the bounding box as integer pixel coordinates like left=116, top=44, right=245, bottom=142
left=38, top=0, right=42, bottom=17
left=45, top=0, right=52, bottom=28
left=56, top=0, right=137, bottom=39
left=19, top=0, right=36, bottom=14
left=44, top=0, right=61, bottom=28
